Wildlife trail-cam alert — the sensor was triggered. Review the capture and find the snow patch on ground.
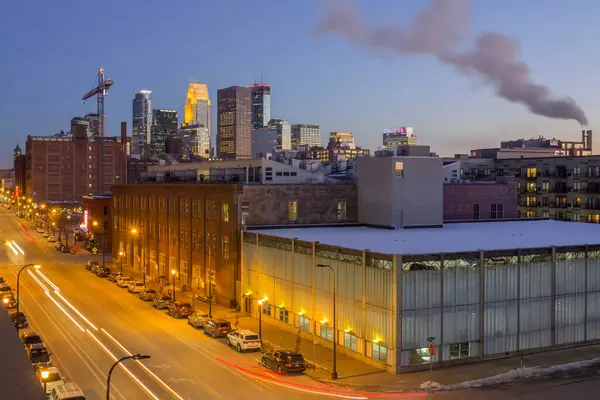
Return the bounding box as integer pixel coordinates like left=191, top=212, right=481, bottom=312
left=422, top=356, right=600, bottom=392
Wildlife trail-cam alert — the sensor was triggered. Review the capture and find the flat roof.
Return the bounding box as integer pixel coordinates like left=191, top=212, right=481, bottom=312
left=252, top=220, right=600, bottom=255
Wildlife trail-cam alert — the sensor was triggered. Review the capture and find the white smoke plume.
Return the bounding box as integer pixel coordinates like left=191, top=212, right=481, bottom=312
left=315, top=0, right=588, bottom=125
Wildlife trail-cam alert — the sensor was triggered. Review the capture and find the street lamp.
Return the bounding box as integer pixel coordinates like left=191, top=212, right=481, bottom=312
left=171, top=268, right=177, bottom=302
left=317, top=263, right=338, bottom=380
left=106, top=353, right=151, bottom=400
left=41, top=369, right=49, bottom=394
left=16, top=264, right=41, bottom=330
left=130, top=228, right=137, bottom=267
left=258, top=297, right=268, bottom=344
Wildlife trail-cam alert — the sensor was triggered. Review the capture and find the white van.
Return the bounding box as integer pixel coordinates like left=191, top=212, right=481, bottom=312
left=49, top=382, right=86, bottom=400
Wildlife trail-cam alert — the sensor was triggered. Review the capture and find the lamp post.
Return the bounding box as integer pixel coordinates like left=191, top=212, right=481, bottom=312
left=41, top=369, right=49, bottom=394
left=119, top=251, right=124, bottom=275
left=16, top=264, right=41, bottom=331
left=317, top=263, right=338, bottom=380
left=258, top=297, right=268, bottom=344
left=106, top=353, right=151, bottom=400
left=171, top=268, right=177, bottom=302
left=130, top=228, right=137, bottom=267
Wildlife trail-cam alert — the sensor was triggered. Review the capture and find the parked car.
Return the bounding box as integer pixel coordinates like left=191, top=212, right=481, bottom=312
left=42, top=232, right=50, bottom=238
left=203, top=319, right=232, bottom=338
left=37, top=367, right=64, bottom=396
left=167, top=302, right=194, bottom=318
left=188, top=311, right=210, bottom=329
left=127, top=281, right=145, bottom=294
left=49, top=382, right=86, bottom=400
left=47, top=235, right=56, bottom=242
left=227, top=330, right=261, bottom=352
left=108, top=272, right=122, bottom=283
left=261, top=349, right=307, bottom=374
left=0, top=283, right=13, bottom=294
left=55, top=242, right=64, bottom=250
left=28, top=343, right=52, bottom=369
left=116, top=276, right=133, bottom=288
left=2, top=293, right=16, bottom=309
left=10, top=311, right=28, bottom=328
left=60, top=245, right=70, bottom=253
left=85, top=261, right=99, bottom=271
left=36, top=227, right=44, bottom=233
left=153, top=295, right=172, bottom=310
left=21, top=331, right=43, bottom=349
left=96, top=267, right=111, bottom=277
left=139, top=289, right=157, bottom=301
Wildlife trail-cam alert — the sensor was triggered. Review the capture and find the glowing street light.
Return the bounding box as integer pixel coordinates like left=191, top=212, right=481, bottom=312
left=16, top=264, right=41, bottom=330
left=41, top=369, right=49, bottom=394
left=171, top=269, right=177, bottom=302
left=258, top=296, right=268, bottom=344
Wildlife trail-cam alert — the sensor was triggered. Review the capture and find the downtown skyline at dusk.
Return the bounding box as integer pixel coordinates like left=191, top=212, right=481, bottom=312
left=1, top=0, right=598, bottom=167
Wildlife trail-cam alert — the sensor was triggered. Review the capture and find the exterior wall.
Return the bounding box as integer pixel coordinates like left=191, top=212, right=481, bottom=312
left=83, top=196, right=112, bottom=254
left=111, top=184, right=239, bottom=306
left=241, top=234, right=396, bottom=371
left=357, top=157, right=443, bottom=228
left=26, top=135, right=126, bottom=203
left=240, top=184, right=357, bottom=226
left=398, top=246, right=600, bottom=372
left=14, top=155, right=26, bottom=196
left=443, top=180, right=518, bottom=221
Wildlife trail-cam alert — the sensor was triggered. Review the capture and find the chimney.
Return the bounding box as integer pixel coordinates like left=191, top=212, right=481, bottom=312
left=121, top=122, right=127, bottom=143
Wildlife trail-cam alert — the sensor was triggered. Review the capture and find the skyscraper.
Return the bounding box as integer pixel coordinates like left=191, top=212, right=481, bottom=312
left=184, top=83, right=211, bottom=132
left=132, top=90, right=152, bottom=156
left=249, top=84, right=271, bottom=129
left=84, top=113, right=105, bottom=137
left=150, top=109, right=178, bottom=157
left=268, top=119, right=291, bottom=150
left=217, top=86, right=252, bottom=159
left=291, top=124, right=321, bottom=149
left=178, top=125, right=211, bottom=160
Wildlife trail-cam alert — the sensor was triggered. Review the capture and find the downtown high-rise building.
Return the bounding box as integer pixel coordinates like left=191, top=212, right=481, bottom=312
left=184, top=83, right=211, bottom=131
left=84, top=113, right=105, bottom=137
left=291, top=124, right=321, bottom=149
left=217, top=86, right=252, bottom=159
left=249, top=84, right=271, bottom=129
left=150, top=109, right=178, bottom=157
left=177, top=124, right=211, bottom=160
left=132, top=90, right=153, bottom=156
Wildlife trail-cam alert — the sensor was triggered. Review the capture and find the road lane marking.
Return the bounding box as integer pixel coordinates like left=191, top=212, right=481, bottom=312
left=54, top=290, right=98, bottom=331
left=86, top=329, right=160, bottom=400
left=15, top=277, right=128, bottom=400
left=101, top=328, right=198, bottom=400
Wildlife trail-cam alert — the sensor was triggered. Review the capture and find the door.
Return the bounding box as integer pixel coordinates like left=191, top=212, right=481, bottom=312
left=244, top=297, right=252, bottom=314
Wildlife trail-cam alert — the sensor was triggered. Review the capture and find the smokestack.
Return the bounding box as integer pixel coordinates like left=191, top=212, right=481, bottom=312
left=315, top=0, right=588, bottom=125
left=120, top=122, right=127, bottom=143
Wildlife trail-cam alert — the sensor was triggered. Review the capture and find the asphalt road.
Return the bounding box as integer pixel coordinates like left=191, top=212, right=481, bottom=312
left=1, top=209, right=396, bottom=400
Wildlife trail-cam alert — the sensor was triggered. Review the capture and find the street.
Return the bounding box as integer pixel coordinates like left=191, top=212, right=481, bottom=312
left=2, top=209, right=407, bottom=400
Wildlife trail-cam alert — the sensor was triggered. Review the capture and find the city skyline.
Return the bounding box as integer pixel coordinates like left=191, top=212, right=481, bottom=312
left=1, top=0, right=598, bottom=167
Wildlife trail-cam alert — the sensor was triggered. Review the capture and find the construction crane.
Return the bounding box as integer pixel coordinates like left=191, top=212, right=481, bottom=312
left=82, top=67, right=114, bottom=137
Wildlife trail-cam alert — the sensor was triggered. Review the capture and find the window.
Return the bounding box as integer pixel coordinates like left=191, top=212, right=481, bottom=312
left=206, top=233, right=211, bottom=255
left=395, top=161, right=404, bottom=177
left=542, top=181, right=550, bottom=192
left=262, top=303, right=272, bottom=316
left=205, top=201, right=211, bottom=220
left=222, top=236, right=229, bottom=259
left=473, top=204, right=480, bottom=219
left=278, top=308, right=289, bottom=323
left=192, top=200, right=197, bottom=217
left=298, top=316, right=309, bottom=331
left=288, top=201, right=298, bottom=221
left=491, top=204, right=503, bottom=219
left=241, top=202, right=250, bottom=226
left=526, top=167, right=537, bottom=178
left=526, top=196, right=537, bottom=206
left=526, top=182, right=536, bottom=192
left=573, top=213, right=581, bottom=222
left=574, top=181, right=581, bottom=191
left=574, top=197, right=581, bottom=208
left=450, top=342, right=470, bottom=360
left=372, top=343, right=387, bottom=363
left=542, top=210, right=550, bottom=218
left=290, top=172, right=297, bottom=176
left=212, top=201, right=217, bottom=220
left=180, top=228, right=184, bottom=247
left=276, top=172, right=282, bottom=176
left=222, top=203, right=229, bottom=222
left=185, top=229, right=189, bottom=248
left=337, top=201, right=347, bottom=221
left=283, top=172, right=290, bottom=176
left=320, top=325, right=333, bottom=341
left=573, top=166, right=581, bottom=177
left=212, top=235, right=216, bottom=254
left=343, top=332, right=358, bottom=351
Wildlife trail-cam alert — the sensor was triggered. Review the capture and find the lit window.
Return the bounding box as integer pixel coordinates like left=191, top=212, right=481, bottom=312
left=298, top=316, right=309, bottom=332
left=450, top=342, right=471, bottom=360
left=320, top=325, right=333, bottom=341
left=526, top=167, right=537, bottom=178
left=88, top=184, right=92, bottom=188
left=395, top=162, right=404, bottom=177
left=343, top=332, right=358, bottom=351
left=222, top=203, right=229, bottom=222
left=288, top=201, right=297, bottom=221
left=222, top=236, right=229, bottom=259
left=278, top=308, right=289, bottom=323
left=372, top=343, right=387, bottom=363
left=337, top=200, right=346, bottom=221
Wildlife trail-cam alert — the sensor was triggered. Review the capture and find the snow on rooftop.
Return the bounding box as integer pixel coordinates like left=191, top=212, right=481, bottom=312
left=253, top=220, right=600, bottom=255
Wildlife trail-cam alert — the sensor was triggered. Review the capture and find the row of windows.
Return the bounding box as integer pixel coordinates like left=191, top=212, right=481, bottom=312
left=116, top=196, right=230, bottom=222
left=472, top=203, right=504, bottom=219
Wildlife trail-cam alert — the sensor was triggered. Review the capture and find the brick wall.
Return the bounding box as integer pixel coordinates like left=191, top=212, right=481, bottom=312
left=444, top=180, right=517, bottom=221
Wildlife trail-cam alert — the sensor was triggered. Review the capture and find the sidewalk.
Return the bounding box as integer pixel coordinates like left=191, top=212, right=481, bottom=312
left=108, top=262, right=600, bottom=392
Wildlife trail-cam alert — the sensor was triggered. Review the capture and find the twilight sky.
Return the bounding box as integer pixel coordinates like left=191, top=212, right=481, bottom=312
left=0, top=0, right=597, bottom=167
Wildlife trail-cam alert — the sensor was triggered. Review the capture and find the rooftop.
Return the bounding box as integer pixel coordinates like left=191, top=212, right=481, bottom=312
left=253, top=220, right=600, bottom=255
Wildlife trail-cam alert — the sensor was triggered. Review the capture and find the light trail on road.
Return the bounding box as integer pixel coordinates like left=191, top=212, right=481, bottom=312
left=11, top=240, right=24, bottom=255
left=27, top=269, right=49, bottom=292
left=6, top=240, right=18, bottom=256
left=36, top=269, right=61, bottom=292
left=45, top=291, right=86, bottom=333
left=54, top=290, right=98, bottom=331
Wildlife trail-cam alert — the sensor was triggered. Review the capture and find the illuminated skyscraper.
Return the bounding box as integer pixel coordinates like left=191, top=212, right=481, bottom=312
left=150, top=109, right=178, bottom=156
left=184, top=83, right=211, bottom=132
left=217, top=86, right=252, bottom=159
left=132, top=90, right=152, bottom=156
left=249, top=84, right=271, bottom=129
left=291, top=124, right=321, bottom=149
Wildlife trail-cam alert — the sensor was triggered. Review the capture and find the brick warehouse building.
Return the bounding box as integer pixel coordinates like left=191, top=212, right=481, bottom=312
left=111, top=183, right=357, bottom=306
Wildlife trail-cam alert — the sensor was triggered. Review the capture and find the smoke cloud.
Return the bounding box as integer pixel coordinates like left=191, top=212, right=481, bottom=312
left=315, top=0, right=588, bottom=125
